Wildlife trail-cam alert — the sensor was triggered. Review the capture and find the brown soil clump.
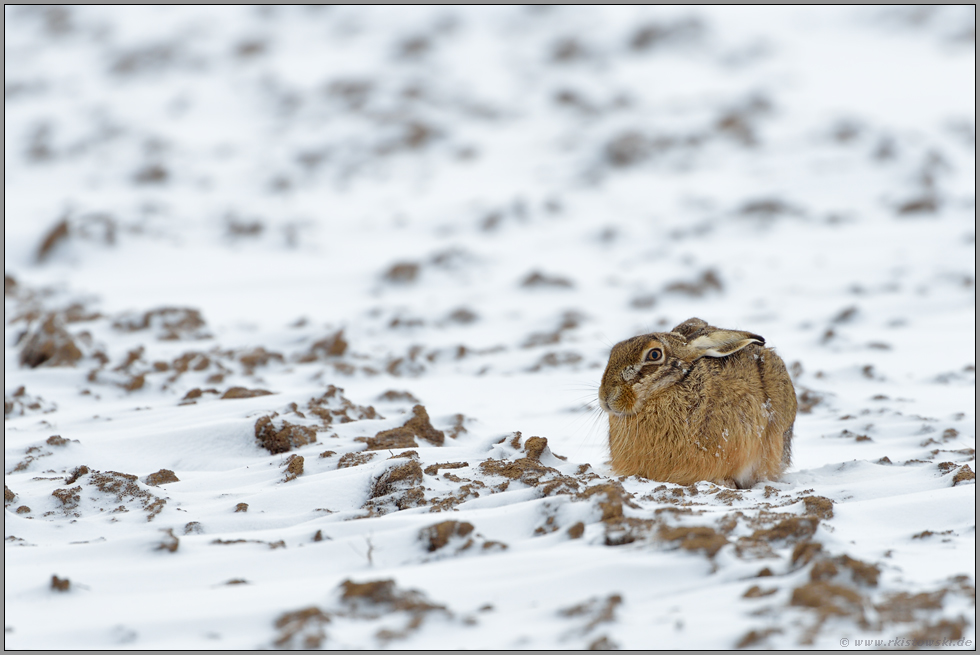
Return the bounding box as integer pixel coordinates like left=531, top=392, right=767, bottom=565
left=792, top=541, right=823, bottom=566
left=157, top=528, right=179, bottom=552
left=145, top=469, right=179, bottom=486
left=952, top=465, right=975, bottom=486
left=340, top=578, right=446, bottom=615
left=378, top=390, right=420, bottom=403
left=560, top=593, right=623, bottom=634
left=306, top=385, right=379, bottom=426
left=274, top=606, right=331, bottom=649
left=89, top=470, right=167, bottom=520
left=802, top=495, right=834, bottom=520
left=750, top=516, right=818, bottom=543
left=743, top=585, right=778, bottom=598
left=222, top=387, right=273, bottom=399
left=238, top=347, right=284, bottom=374
left=366, top=460, right=425, bottom=513
left=424, top=461, right=468, bottom=476
left=65, top=465, right=90, bottom=485
left=796, top=388, right=824, bottom=414
left=479, top=435, right=577, bottom=493
left=283, top=455, right=304, bottom=482
left=427, top=482, right=485, bottom=513
left=52, top=486, right=82, bottom=512
left=234, top=503, right=248, bottom=513
left=113, top=307, right=208, bottom=340
left=875, top=590, right=947, bottom=624
left=521, top=270, right=574, bottom=288
left=36, top=218, right=70, bottom=262
left=383, top=262, right=420, bottom=284
left=51, top=575, right=71, bottom=592
left=578, top=482, right=640, bottom=522
left=46, top=435, right=69, bottom=446
left=446, top=413, right=467, bottom=439
left=420, top=520, right=475, bottom=552
left=834, top=555, right=880, bottom=587
left=338, top=452, right=376, bottom=469
left=568, top=522, right=586, bottom=539
left=368, top=405, right=444, bottom=450
left=365, top=430, right=417, bottom=450
left=19, top=314, right=83, bottom=368
left=735, top=628, right=781, bottom=649
left=907, top=617, right=968, bottom=643
left=297, top=330, right=348, bottom=362
left=659, top=525, right=729, bottom=557
left=5, top=485, right=16, bottom=506
left=790, top=581, right=866, bottom=619
left=254, top=414, right=317, bottom=454
left=665, top=269, right=723, bottom=297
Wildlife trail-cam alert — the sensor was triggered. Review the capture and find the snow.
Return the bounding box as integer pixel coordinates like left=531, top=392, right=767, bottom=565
left=4, top=5, right=976, bottom=649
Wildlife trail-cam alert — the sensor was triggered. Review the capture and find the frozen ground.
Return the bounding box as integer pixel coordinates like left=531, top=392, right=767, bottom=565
left=4, top=5, right=976, bottom=649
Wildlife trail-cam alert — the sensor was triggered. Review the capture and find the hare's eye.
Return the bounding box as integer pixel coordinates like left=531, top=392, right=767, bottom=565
left=644, top=348, right=663, bottom=363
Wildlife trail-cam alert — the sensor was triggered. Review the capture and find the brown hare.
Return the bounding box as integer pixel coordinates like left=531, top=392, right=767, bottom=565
left=598, top=317, right=796, bottom=488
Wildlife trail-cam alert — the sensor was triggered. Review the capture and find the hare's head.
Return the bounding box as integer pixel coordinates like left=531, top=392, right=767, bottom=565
left=598, top=319, right=764, bottom=417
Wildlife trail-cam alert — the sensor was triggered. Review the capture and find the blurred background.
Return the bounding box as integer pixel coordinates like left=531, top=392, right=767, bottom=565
left=5, top=4, right=976, bottom=401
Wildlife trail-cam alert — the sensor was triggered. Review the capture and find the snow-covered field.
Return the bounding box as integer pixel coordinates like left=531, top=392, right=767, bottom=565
left=4, top=6, right=976, bottom=649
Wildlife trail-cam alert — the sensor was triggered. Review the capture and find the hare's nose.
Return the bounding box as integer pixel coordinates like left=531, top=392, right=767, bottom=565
left=599, top=387, right=620, bottom=413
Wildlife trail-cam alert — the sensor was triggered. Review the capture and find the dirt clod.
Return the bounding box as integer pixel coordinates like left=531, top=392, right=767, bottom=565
left=222, top=387, right=273, bottom=399
left=274, top=606, right=331, bottom=649
left=283, top=454, right=304, bottom=482
left=792, top=541, right=823, bottom=566
left=743, top=585, right=778, bottom=598
left=384, top=262, right=420, bottom=284
left=952, top=465, right=975, bottom=486
left=424, top=461, right=468, bottom=476
left=157, top=528, right=179, bottom=552
left=89, top=470, right=167, bottom=520
left=37, top=218, right=71, bottom=262
left=51, top=575, right=70, bottom=592
left=367, top=405, right=444, bottom=450
left=367, top=460, right=425, bottom=513
left=65, top=465, right=90, bottom=485
left=735, top=628, right=781, bottom=649
left=659, top=525, right=729, bottom=557
left=378, top=390, right=420, bottom=403
left=420, top=520, right=475, bottom=552
left=113, top=307, right=208, bottom=341
left=255, top=415, right=317, bottom=454
left=664, top=269, right=723, bottom=297
left=298, top=330, right=348, bottom=362
left=340, top=578, right=446, bottom=615
left=52, top=486, right=81, bottom=511
left=145, top=469, right=179, bottom=486
left=338, top=451, right=376, bottom=468
left=521, top=271, right=574, bottom=288
left=750, top=516, right=818, bottom=543
left=19, top=314, right=83, bottom=368
left=578, top=482, right=639, bottom=523
left=235, top=503, right=248, bottom=513
left=802, top=496, right=834, bottom=520
left=568, top=522, right=586, bottom=539
left=790, top=581, right=864, bottom=617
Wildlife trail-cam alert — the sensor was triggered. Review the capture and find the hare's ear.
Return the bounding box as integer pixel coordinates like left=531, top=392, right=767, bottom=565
left=671, top=318, right=710, bottom=340
left=689, top=330, right=765, bottom=358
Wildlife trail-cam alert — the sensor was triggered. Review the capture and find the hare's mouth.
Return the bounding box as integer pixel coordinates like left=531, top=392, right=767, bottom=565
left=598, top=389, right=637, bottom=417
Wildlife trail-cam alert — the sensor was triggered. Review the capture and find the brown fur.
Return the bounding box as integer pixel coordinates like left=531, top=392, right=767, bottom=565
left=599, top=318, right=797, bottom=488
